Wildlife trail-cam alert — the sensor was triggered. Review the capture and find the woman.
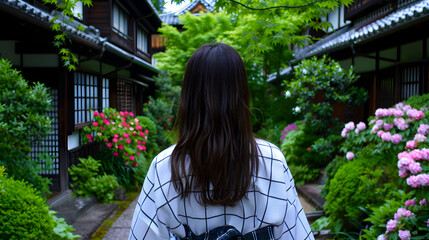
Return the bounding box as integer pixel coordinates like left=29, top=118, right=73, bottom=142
left=129, top=43, right=314, bottom=240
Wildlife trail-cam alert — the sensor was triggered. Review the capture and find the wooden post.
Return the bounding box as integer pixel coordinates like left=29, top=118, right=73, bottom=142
left=58, top=69, right=72, bottom=192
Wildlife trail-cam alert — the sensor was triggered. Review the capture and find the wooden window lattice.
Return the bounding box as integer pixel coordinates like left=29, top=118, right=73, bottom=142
left=117, top=80, right=134, bottom=113
left=30, top=88, right=59, bottom=175
left=379, top=76, right=395, bottom=108
left=102, top=78, right=110, bottom=111
left=401, top=66, right=420, bottom=100
left=74, top=72, right=99, bottom=126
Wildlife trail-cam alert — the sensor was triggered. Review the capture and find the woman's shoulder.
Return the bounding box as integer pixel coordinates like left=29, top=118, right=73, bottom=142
left=255, top=138, right=284, bottom=159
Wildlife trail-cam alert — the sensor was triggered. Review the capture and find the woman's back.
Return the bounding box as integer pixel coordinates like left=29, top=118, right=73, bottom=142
left=129, top=43, right=314, bottom=239
left=129, top=139, right=313, bottom=239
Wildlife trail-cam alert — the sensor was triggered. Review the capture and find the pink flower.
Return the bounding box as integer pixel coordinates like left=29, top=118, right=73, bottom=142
left=97, top=132, right=102, bottom=136
left=100, top=113, right=105, bottom=119
left=103, top=118, right=110, bottom=125
left=372, top=125, right=380, bottom=134
left=346, top=152, right=354, bottom=160
left=381, top=132, right=392, bottom=142
left=122, top=122, right=128, bottom=127
left=377, top=234, right=387, bottom=240
left=398, top=230, right=411, bottom=240
left=119, top=111, right=124, bottom=116
left=403, top=105, right=412, bottom=112
left=341, top=128, right=349, bottom=138
left=408, top=162, right=422, bottom=174
left=130, top=155, right=135, bottom=161
left=405, top=199, right=416, bottom=206
left=142, top=141, right=146, bottom=145
left=414, top=111, right=424, bottom=120
left=107, top=142, right=113, bottom=148
left=139, top=132, right=144, bottom=137
left=427, top=219, right=429, bottom=227
left=132, top=162, right=138, bottom=167
left=137, top=152, right=140, bottom=155
left=345, top=122, right=355, bottom=130
left=123, top=133, right=129, bottom=138
left=398, top=151, right=410, bottom=159
left=386, top=219, right=397, bottom=232
left=119, top=137, right=123, bottom=141
left=145, top=130, right=149, bottom=134
left=399, top=169, right=408, bottom=178
left=104, top=138, right=109, bottom=142
left=168, top=118, right=172, bottom=122
left=113, top=152, right=118, bottom=156
left=406, top=140, right=418, bottom=149
left=414, top=133, right=427, bottom=143
left=112, top=138, right=118, bottom=143
left=126, top=139, right=131, bottom=144
left=383, top=123, right=394, bottom=131
left=418, top=174, right=429, bottom=186
left=124, top=111, right=129, bottom=117
left=420, top=198, right=427, bottom=206
left=375, top=120, right=384, bottom=128
left=391, top=134, right=402, bottom=144
left=136, top=125, right=142, bottom=131
left=125, top=153, right=129, bottom=156
left=87, top=134, right=93, bottom=142
left=129, top=112, right=134, bottom=117
left=377, top=130, right=384, bottom=137
left=410, top=150, right=423, bottom=161
left=398, top=123, right=409, bottom=131
left=407, top=175, right=420, bottom=187
left=137, top=140, right=141, bottom=144
left=418, top=124, right=429, bottom=135
left=394, top=208, right=413, bottom=220
left=92, top=122, right=99, bottom=127
left=125, top=161, right=129, bottom=165
left=357, top=122, right=366, bottom=131
left=142, top=146, right=147, bottom=151
left=114, top=134, right=119, bottom=138
left=94, top=111, right=100, bottom=116
left=118, top=145, right=124, bottom=150
left=393, top=109, right=404, bottom=117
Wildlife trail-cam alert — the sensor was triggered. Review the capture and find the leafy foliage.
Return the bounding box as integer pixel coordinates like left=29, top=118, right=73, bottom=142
left=69, top=156, right=119, bottom=203
left=0, top=173, right=56, bottom=239
left=0, top=59, right=52, bottom=195
left=320, top=94, right=429, bottom=236
left=142, top=73, right=179, bottom=151
left=42, top=0, right=92, bottom=71
left=284, top=55, right=368, bottom=134
left=51, top=210, right=81, bottom=240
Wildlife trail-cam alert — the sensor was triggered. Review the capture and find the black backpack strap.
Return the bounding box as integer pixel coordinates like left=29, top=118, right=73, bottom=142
left=176, top=225, right=274, bottom=240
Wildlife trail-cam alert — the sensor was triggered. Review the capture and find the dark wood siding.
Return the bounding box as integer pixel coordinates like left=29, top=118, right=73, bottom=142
left=85, top=1, right=111, bottom=37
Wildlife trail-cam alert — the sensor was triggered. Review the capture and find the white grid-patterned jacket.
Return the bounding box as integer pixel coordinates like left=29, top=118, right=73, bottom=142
left=129, top=139, right=315, bottom=240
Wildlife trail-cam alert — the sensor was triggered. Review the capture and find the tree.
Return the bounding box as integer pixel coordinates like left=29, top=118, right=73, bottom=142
left=0, top=59, right=53, bottom=195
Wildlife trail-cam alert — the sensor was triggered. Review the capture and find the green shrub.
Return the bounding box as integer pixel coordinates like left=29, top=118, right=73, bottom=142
left=0, top=173, right=56, bottom=239
left=0, top=58, right=52, bottom=195
left=69, top=156, right=119, bottom=203
left=94, top=149, right=137, bottom=191
left=284, top=55, right=367, bottom=134
left=51, top=211, right=81, bottom=240
left=84, top=174, right=119, bottom=203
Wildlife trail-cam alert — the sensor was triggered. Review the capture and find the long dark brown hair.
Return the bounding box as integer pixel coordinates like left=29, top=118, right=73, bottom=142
left=171, top=43, right=259, bottom=206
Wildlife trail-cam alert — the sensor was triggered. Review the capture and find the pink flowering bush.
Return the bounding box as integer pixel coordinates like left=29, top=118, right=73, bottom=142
left=82, top=108, right=154, bottom=168
left=318, top=94, right=429, bottom=236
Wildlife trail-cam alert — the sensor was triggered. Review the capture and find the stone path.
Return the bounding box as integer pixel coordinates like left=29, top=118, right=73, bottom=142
left=103, top=197, right=138, bottom=240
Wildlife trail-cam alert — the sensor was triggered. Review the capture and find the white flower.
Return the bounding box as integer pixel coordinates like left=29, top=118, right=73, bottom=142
left=285, top=91, right=291, bottom=98
left=302, top=68, right=308, bottom=74
left=294, top=106, right=301, bottom=113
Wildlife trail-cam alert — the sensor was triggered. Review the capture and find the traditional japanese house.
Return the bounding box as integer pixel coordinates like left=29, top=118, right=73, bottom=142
left=0, top=0, right=162, bottom=194
left=151, top=0, right=214, bottom=52
left=271, top=0, right=429, bottom=122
